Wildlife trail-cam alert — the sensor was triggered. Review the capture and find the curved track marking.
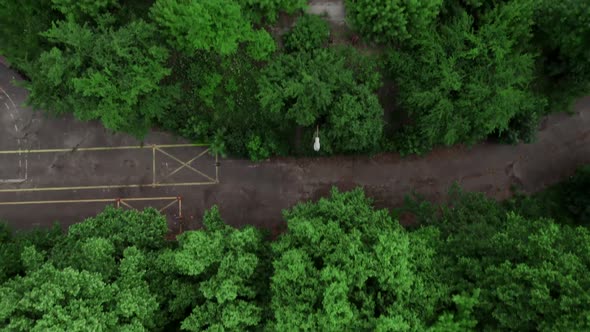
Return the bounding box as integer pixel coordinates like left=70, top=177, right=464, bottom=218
left=0, top=86, right=27, bottom=183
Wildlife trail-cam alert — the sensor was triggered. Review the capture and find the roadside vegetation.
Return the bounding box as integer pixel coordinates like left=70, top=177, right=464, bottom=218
left=1, top=0, right=589, bottom=159
left=2, top=166, right=589, bottom=331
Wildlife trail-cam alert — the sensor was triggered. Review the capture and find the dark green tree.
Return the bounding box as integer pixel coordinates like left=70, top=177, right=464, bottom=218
left=407, top=187, right=590, bottom=331
left=258, top=47, right=384, bottom=154
left=161, top=49, right=290, bottom=160
left=24, top=19, right=176, bottom=137
left=283, top=14, right=330, bottom=53
left=0, top=224, right=63, bottom=283
left=51, top=0, right=118, bottom=21
left=237, top=0, right=307, bottom=24
left=389, top=1, right=545, bottom=153
left=0, top=0, right=56, bottom=69
left=345, top=0, right=443, bottom=44
left=534, top=0, right=590, bottom=111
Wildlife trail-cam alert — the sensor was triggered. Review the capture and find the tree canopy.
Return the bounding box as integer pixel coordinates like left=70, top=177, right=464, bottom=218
left=150, top=0, right=275, bottom=60
left=389, top=1, right=546, bottom=153
left=258, top=47, right=384, bottom=154
left=345, top=0, right=443, bottom=44
left=25, top=19, right=176, bottom=137
left=270, top=187, right=446, bottom=330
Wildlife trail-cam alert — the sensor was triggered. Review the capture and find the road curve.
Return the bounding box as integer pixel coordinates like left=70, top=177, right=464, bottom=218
left=0, top=62, right=589, bottom=232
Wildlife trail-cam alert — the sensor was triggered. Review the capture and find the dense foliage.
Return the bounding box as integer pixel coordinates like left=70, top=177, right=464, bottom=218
left=534, top=0, right=590, bottom=110
left=1, top=0, right=589, bottom=159
left=258, top=47, right=384, bottom=154
left=269, top=188, right=446, bottom=330
left=150, top=0, right=275, bottom=60
left=2, top=171, right=590, bottom=330
left=283, top=14, right=330, bottom=52
left=345, top=0, right=443, bottom=44
left=389, top=1, right=546, bottom=153
left=25, top=19, right=176, bottom=136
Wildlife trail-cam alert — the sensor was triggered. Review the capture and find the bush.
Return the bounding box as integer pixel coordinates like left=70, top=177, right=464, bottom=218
left=283, top=14, right=330, bottom=53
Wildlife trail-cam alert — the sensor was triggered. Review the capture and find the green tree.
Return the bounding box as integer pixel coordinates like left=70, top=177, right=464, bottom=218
left=0, top=207, right=167, bottom=331
left=0, top=249, right=159, bottom=331
left=150, top=0, right=275, bottom=60
left=534, top=0, right=590, bottom=110
left=237, top=0, right=307, bottom=24
left=345, top=0, right=443, bottom=44
left=24, top=19, right=176, bottom=137
left=258, top=47, right=384, bottom=154
left=51, top=0, right=117, bottom=21
left=270, top=187, right=447, bottom=331
left=161, top=49, right=290, bottom=160
left=152, top=207, right=270, bottom=331
left=389, top=1, right=545, bottom=153
left=56, top=206, right=169, bottom=254
left=283, top=14, right=330, bottom=53
left=407, top=188, right=590, bottom=331
left=0, top=0, right=56, bottom=69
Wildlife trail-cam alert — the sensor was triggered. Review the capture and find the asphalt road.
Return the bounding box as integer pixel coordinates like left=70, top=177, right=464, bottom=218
left=1, top=63, right=589, bottom=234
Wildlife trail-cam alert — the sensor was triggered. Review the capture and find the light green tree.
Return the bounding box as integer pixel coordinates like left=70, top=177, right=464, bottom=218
left=150, top=0, right=275, bottom=60
left=153, top=207, right=270, bottom=331
left=269, top=187, right=447, bottom=331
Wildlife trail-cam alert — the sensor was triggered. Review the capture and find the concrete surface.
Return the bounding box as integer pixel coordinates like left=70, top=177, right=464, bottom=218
left=1, top=62, right=589, bottom=234
left=308, top=0, right=347, bottom=24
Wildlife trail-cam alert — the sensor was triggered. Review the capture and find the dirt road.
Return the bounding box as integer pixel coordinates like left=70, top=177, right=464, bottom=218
left=1, top=63, right=589, bottom=233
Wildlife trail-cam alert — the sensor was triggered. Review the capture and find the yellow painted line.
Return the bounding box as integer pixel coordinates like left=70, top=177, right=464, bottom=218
left=0, top=181, right=216, bottom=193
left=216, top=153, right=219, bottom=183
left=0, top=196, right=178, bottom=206
left=0, top=198, right=115, bottom=205
left=0, top=143, right=209, bottom=154
left=152, top=145, right=156, bottom=187
left=116, top=197, right=178, bottom=201
left=156, top=148, right=216, bottom=183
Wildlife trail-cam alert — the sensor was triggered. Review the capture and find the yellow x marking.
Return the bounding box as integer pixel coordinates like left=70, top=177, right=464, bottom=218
left=156, top=147, right=216, bottom=183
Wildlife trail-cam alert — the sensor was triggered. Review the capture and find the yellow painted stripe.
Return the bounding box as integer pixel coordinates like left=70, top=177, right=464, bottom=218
left=0, top=143, right=209, bottom=154
left=0, top=181, right=216, bottom=193
left=0, top=196, right=178, bottom=206
left=121, top=197, right=178, bottom=201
